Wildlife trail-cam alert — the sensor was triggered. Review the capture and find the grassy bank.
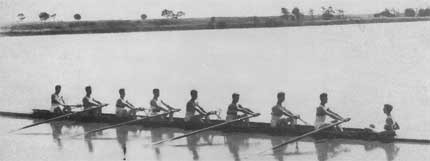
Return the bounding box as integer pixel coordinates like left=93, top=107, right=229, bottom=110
left=1, top=15, right=430, bottom=36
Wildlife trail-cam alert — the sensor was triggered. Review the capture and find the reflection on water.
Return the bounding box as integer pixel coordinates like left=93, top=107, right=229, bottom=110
left=49, top=122, right=64, bottom=149
left=314, top=139, right=350, bottom=161
left=7, top=118, right=411, bottom=161
left=363, top=141, right=400, bottom=161
left=225, top=133, right=250, bottom=161
left=82, top=123, right=105, bottom=153
left=314, top=139, right=399, bottom=161
left=270, top=136, right=313, bottom=161
left=150, top=128, right=176, bottom=161
left=271, top=136, right=288, bottom=161
left=116, top=126, right=128, bottom=160
left=186, top=133, right=215, bottom=161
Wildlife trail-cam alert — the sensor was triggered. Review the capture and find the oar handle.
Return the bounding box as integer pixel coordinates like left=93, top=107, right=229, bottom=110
left=252, top=113, right=261, bottom=117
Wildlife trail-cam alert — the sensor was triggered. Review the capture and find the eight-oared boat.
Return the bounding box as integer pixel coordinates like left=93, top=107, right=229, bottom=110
left=0, top=109, right=428, bottom=144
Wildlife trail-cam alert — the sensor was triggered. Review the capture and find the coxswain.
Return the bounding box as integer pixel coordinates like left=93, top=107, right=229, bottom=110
left=381, top=104, right=400, bottom=135
left=51, top=85, right=67, bottom=114
left=314, top=93, right=345, bottom=130
left=116, top=88, right=138, bottom=117
left=226, top=93, right=254, bottom=122
left=184, top=90, right=212, bottom=123
left=150, top=88, right=178, bottom=121
left=271, top=92, right=300, bottom=127
left=82, top=86, right=104, bottom=117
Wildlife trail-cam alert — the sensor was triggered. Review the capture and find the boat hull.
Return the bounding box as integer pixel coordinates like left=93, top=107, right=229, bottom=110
left=0, top=109, right=428, bottom=144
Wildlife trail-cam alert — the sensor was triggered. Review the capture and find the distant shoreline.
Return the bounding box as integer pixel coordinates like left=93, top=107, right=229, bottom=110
left=1, top=16, right=430, bottom=36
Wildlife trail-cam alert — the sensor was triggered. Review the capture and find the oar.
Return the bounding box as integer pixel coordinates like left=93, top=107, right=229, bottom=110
left=67, top=104, right=83, bottom=108
left=74, top=109, right=181, bottom=137
left=297, top=118, right=310, bottom=125
left=257, top=118, right=350, bottom=155
left=152, top=113, right=261, bottom=145
left=10, top=104, right=108, bottom=133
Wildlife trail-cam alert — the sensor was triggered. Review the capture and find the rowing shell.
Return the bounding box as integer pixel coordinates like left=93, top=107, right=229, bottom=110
left=0, top=109, right=428, bottom=144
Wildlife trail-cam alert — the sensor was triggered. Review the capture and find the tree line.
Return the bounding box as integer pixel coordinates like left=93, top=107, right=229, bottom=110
left=16, top=7, right=430, bottom=22
left=16, top=9, right=187, bottom=22
left=374, top=8, right=430, bottom=17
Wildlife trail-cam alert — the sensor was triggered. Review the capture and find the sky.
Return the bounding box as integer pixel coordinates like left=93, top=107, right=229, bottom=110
left=0, top=0, right=430, bottom=23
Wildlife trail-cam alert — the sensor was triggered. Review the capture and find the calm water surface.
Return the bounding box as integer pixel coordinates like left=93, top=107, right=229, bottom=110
left=0, top=22, right=430, bottom=160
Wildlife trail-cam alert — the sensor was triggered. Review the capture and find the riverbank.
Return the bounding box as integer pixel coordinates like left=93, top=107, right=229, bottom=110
left=1, top=15, right=430, bottom=36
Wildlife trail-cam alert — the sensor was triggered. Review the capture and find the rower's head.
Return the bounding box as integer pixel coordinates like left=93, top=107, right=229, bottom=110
left=54, top=85, right=61, bottom=94
left=190, top=89, right=198, bottom=100
left=320, top=93, right=328, bottom=105
left=153, top=88, right=160, bottom=97
left=383, top=104, right=393, bottom=115
left=85, top=86, right=92, bottom=95
left=277, top=92, right=285, bottom=104
left=119, top=88, right=125, bottom=98
left=232, top=93, right=240, bottom=103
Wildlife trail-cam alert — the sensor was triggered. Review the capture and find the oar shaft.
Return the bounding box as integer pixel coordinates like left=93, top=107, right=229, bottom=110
left=153, top=113, right=260, bottom=145
left=13, top=104, right=108, bottom=132
left=82, top=110, right=177, bottom=136
left=268, top=118, right=350, bottom=152
left=298, top=118, right=310, bottom=125
left=17, top=112, right=77, bottom=130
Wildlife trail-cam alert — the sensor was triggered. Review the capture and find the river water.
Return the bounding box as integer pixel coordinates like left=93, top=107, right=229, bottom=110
left=0, top=22, right=430, bottom=161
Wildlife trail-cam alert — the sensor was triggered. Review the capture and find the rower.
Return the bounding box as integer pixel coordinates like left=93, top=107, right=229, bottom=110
left=116, top=88, right=138, bottom=117
left=150, top=88, right=178, bottom=121
left=51, top=85, right=67, bottom=114
left=184, top=90, right=210, bottom=123
left=314, top=93, right=345, bottom=130
left=226, top=93, right=254, bottom=122
left=271, top=92, right=300, bottom=127
left=82, top=86, right=104, bottom=117
left=382, top=104, right=400, bottom=135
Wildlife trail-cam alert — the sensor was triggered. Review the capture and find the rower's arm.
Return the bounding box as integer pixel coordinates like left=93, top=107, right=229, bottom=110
left=52, top=95, right=66, bottom=106
left=326, top=108, right=343, bottom=120
left=237, top=105, right=254, bottom=114
left=393, top=122, right=400, bottom=130
left=59, top=96, right=67, bottom=105
left=86, top=98, right=100, bottom=106
left=125, top=100, right=136, bottom=109
left=281, top=107, right=296, bottom=118
left=125, top=100, right=135, bottom=108
left=161, top=100, right=175, bottom=110
left=92, top=98, right=103, bottom=105
left=151, top=100, right=169, bottom=112
left=196, top=103, right=208, bottom=114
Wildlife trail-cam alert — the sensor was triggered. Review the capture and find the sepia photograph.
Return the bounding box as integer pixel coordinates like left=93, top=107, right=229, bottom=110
left=0, top=0, right=429, bottom=161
